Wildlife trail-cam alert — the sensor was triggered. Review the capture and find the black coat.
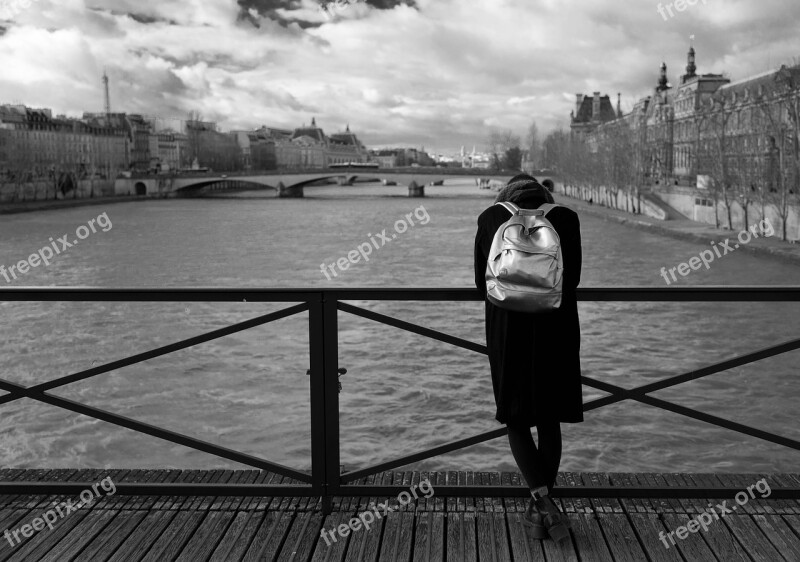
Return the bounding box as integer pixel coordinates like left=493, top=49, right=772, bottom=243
left=473, top=190, right=584, bottom=426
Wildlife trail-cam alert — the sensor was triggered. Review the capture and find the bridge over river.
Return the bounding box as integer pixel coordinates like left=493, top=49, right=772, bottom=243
left=114, top=168, right=527, bottom=198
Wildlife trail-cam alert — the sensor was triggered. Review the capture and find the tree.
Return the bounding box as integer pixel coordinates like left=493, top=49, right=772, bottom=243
left=696, top=94, right=735, bottom=229
left=525, top=120, right=542, bottom=169
left=503, top=146, right=523, bottom=170
left=486, top=130, right=521, bottom=171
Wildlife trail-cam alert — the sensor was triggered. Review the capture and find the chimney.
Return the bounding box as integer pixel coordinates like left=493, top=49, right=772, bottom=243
left=592, top=92, right=601, bottom=120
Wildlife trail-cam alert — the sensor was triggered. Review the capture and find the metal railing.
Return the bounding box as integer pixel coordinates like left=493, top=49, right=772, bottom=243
left=1, top=287, right=799, bottom=511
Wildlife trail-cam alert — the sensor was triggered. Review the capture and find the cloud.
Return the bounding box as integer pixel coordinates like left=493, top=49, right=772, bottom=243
left=0, top=0, right=798, bottom=154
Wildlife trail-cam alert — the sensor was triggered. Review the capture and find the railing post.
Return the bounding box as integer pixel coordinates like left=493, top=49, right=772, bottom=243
left=309, top=292, right=340, bottom=515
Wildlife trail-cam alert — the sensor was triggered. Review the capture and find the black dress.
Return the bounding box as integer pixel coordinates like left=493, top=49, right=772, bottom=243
left=473, top=190, right=584, bottom=426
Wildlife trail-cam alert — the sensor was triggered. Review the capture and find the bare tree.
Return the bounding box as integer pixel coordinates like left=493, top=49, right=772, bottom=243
left=486, top=130, right=521, bottom=171
left=525, top=120, right=542, bottom=169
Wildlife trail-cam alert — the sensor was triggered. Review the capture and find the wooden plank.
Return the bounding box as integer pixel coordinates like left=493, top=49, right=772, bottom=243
left=412, top=511, right=444, bottom=562
left=751, top=514, right=800, bottom=560
left=674, top=510, right=751, bottom=562
left=70, top=510, right=148, bottom=561
left=447, top=512, right=478, bottom=562
left=175, top=510, right=236, bottom=562
left=475, top=512, right=510, bottom=561
left=36, top=509, right=119, bottom=562
left=139, top=510, right=207, bottom=562
left=217, top=510, right=267, bottom=562
left=200, top=469, right=235, bottom=511
left=311, top=511, right=353, bottom=562
left=206, top=510, right=257, bottom=562
left=446, top=512, right=477, bottom=562
left=277, top=511, right=323, bottom=561
left=344, top=508, right=383, bottom=562
left=107, top=509, right=180, bottom=562
left=595, top=513, right=648, bottom=562
left=446, top=471, right=459, bottom=512
left=3, top=504, right=92, bottom=562
left=242, top=510, right=294, bottom=562
left=627, top=513, right=685, bottom=562
left=506, top=511, right=547, bottom=562
left=659, top=513, right=718, bottom=562
left=378, top=511, right=414, bottom=562
left=584, top=472, right=621, bottom=514
left=567, top=513, right=613, bottom=562
left=723, top=514, right=787, bottom=561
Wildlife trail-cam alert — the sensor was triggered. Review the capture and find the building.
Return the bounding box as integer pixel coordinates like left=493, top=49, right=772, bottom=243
left=577, top=46, right=800, bottom=190
left=185, top=120, right=242, bottom=172
left=0, top=105, right=129, bottom=180
left=369, top=149, right=399, bottom=168
left=230, top=130, right=277, bottom=171
left=259, top=118, right=368, bottom=169
left=570, top=92, right=622, bottom=140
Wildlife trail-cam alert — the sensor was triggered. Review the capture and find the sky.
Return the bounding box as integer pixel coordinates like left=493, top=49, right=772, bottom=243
left=0, top=0, right=799, bottom=155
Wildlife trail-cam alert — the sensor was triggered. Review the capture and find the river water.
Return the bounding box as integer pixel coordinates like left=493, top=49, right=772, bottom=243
left=0, top=180, right=798, bottom=475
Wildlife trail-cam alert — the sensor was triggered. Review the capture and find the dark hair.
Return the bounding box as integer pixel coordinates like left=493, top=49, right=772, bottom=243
left=542, top=179, right=554, bottom=192
left=507, top=173, right=538, bottom=184
left=495, top=178, right=554, bottom=204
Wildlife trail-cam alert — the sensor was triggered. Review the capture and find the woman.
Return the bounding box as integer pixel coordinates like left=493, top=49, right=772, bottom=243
left=473, top=174, right=583, bottom=543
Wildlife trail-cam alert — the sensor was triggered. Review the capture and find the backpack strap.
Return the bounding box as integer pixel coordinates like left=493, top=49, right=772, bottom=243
left=538, top=203, right=560, bottom=217
left=494, top=201, right=519, bottom=215
left=495, top=201, right=548, bottom=217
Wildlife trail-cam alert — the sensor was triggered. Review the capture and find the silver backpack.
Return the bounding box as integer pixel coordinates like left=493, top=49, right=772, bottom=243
left=484, top=201, right=564, bottom=313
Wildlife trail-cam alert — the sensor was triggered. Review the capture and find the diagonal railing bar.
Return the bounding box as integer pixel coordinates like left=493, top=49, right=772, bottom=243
left=338, top=302, right=487, bottom=355
left=0, top=302, right=310, bottom=406
left=581, top=375, right=800, bottom=451
left=340, top=428, right=508, bottom=483
left=0, top=376, right=312, bottom=481
left=583, top=336, right=800, bottom=412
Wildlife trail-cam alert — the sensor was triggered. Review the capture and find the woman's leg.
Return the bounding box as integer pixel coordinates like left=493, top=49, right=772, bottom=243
left=506, top=423, right=549, bottom=491
left=536, top=421, right=562, bottom=493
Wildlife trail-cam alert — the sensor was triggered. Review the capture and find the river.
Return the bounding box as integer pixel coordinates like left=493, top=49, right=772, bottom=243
left=0, top=180, right=798, bottom=475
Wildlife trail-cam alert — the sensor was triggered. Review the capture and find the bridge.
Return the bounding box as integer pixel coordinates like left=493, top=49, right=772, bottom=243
left=113, top=168, right=526, bottom=198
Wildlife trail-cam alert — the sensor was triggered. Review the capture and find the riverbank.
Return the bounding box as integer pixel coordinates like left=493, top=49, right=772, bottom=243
left=557, top=191, right=800, bottom=266
left=0, top=195, right=150, bottom=215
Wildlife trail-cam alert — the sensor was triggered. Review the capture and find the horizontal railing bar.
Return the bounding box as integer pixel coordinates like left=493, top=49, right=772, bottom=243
left=0, top=288, right=324, bottom=302
left=3, top=482, right=798, bottom=500
left=576, top=287, right=800, bottom=302
left=338, top=302, right=487, bottom=355
left=0, top=483, right=317, bottom=496
left=0, top=379, right=312, bottom=481
left=331, top=485, right=800, bottom=500
left=1, top=286, right=799, bottom=302
left=582, top=375, right=800, bottom=451
left=340, top=428, right=508, bottom=482
left=0, top=303, right=310, bottom=404
left=583, top=335, right=800, bottom=412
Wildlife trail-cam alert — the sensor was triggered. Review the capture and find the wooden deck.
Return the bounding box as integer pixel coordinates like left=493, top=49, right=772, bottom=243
left=1, top=470, right=799, bottom=561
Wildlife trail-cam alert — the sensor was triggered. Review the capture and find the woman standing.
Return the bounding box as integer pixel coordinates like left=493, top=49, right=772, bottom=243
left=473, top=174, right=583, bottom=543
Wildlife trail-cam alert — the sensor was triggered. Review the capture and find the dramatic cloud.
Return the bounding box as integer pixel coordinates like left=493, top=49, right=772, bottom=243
left=0, top=0, right=798, bottom=154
